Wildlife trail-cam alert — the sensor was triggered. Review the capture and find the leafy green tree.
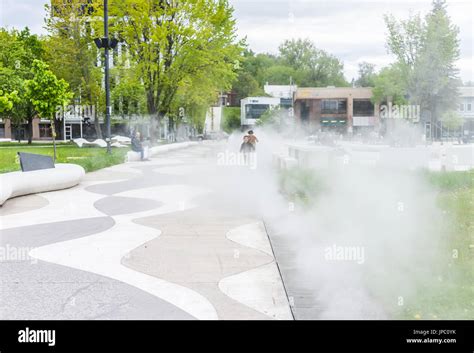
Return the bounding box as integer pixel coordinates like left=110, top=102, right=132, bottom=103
left=410, top=0, right=461, bottom=128
left=0, top=28, right=44, bottom=143
left=0, top=89, right=19, bottom=113
left=384, top=0, right=461, bottom=135
left=222, top=106, right=240, bottom=133
left=107, top=0, right=243, bottom=140
left=44, top=0, right=104, bottom=138
left=26, top=60, right=73, bottom=160
left=440, top=110, right=463, bottom=131
left=278, top=39, right=348, bottom=87
left=354, top=62, right=377, bottom=87
left=371, top=64, right=407, bottom=105
left=260, top=65, right=298, bottom=86
left=111, top=69, right=147, bottom=119
left=232, top=71, right=263, bottom=103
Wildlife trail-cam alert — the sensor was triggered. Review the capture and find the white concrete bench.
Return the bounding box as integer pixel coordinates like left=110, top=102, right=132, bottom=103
left=0, top=164, right=85, bottom=206
left=126, top=147, right=150, bottom=162
left=126, top=142, right=198, bottom=162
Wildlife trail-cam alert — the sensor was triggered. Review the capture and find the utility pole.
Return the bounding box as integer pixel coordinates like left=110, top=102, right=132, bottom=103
left=94, top=0, right=117, bottom=154
left=104, top=0, right=111, bottom=153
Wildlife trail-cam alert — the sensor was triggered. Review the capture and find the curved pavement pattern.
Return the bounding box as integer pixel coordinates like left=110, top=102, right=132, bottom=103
left=0, top=142, right=292, bottom=320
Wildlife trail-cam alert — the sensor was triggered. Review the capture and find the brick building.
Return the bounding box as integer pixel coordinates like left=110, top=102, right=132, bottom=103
left=293, top=87, right=380, bottom=135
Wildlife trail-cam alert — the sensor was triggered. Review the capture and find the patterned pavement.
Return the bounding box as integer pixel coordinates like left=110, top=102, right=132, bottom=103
left=0, top=142, right=292, bottom=320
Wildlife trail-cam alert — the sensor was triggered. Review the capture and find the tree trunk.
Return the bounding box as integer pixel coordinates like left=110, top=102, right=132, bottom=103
left=93, top=96, right=102, bottom=139
left=27, top=116, right=33, bottom=144
left=94, top=111, right=102, bottom=139
left=51, top=119, right=57, bottom=162
left=54, top=117, right=63, bottom=141
left=146, top=89, right=158, bottom=144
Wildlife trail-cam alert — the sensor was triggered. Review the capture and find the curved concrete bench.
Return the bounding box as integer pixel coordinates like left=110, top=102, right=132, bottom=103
left=126, top=142, right=198, bottom=162
left=0, top=164, right=85, bottom=206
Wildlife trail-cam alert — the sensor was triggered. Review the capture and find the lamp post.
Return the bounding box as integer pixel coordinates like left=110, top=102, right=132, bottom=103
left=94, top=0, right=118, bottom=154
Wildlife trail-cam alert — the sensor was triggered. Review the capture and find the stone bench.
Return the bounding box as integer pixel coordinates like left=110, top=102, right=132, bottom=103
left=126, top=142, right=198, bottom=162
left=0, top=164, right=85, bottom=206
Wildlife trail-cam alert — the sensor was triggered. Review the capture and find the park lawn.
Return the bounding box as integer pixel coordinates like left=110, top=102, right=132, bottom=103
left=278, top=167, right=474, bottom=320
left=393, top=172, right=474, bottom=320
left=0, top=145, right=130, bottom=174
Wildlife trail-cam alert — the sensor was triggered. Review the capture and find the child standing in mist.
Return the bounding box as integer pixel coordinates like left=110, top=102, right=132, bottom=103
left=240, top=130, right=258, bottom=165
left=246, top=130, right=259, bottom=151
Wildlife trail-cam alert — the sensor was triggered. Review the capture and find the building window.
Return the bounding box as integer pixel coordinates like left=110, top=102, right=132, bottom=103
left=467, top=103, right=472, bottom=111
left=245, top=104, right=270, bottom=120
left=0, top=124, right=4, bottom=138
left=39, top=123, right=52, bottom=138
left=459, top=104, right=464, bottom=111
left=353, top=99, right=374, bottom=116
left=301, top=101, right=310, bottom=122
left=321, top=99, right=347, bottom=114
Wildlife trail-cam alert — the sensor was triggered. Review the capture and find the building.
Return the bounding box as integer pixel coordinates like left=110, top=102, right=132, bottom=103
left=263, top=84, right=297, bottom=109
left=240, top=97, right=281, bottom=128
left=458, top=87, right=474, bottom=139
left=240, top=84, right=298, bottom=128
left=293, top=87, right=380, bottom=135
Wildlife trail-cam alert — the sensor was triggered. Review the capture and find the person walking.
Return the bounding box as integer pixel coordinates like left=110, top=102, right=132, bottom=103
left=246, top=130, right=259, bottom=151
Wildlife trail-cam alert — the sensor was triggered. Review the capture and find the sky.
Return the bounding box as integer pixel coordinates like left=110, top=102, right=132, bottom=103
left=0, top=0, right=473, bottom=83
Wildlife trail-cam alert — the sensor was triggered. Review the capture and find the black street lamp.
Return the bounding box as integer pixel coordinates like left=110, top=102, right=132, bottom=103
left=94, top=0, right=118, bottom=154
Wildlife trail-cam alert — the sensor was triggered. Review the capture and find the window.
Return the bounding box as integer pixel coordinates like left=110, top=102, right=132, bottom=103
left=460, top=104, right=464, bottom=111
left=353, top=99, right=374, bottom=116
left=321, top=99, right=347, bottom=114
left=245, top=104, right=270, bottom=120
left=39, top=123, right=52, bottom=138
left=301, top=101, right=310, bottom=122
left=467, top=103, right=472, bottom=111
left=0, top=124, right=4, bottom=138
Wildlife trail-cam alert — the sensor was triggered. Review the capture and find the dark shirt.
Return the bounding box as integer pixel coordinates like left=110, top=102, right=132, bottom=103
left=131, top=136, right=143, bottom=152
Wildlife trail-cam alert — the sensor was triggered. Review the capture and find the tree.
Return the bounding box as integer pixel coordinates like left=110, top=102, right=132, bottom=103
left=371, top=64, right=407, bottom=105
left=44, top=0, right=104, bottom=139
left=354, top=62, right=376, bottom=87
left=222, top=106, right=240, bottom=133
left=440, top=110, right=463, bottom=131
left=232, top=71, right=263, bottom=103
left=384, top=0, right=461, bottom=137
left=107, top=0, right=243, bottom=140
left=0, top=89, right=18, bottom=113
left=410, top=0, right=461, bottom=131
left=278, top=38, right=348, bottom=87
left=0, top=28, right=44, bottom=143
left=26, top=60, right=73, bottom=160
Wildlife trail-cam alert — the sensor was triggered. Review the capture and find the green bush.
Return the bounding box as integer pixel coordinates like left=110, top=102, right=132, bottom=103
left=222, top=107, right=241, bottom=133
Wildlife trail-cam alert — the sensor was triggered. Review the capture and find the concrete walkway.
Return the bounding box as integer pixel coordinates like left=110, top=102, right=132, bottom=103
left=0, top=142, right=292, bottom=320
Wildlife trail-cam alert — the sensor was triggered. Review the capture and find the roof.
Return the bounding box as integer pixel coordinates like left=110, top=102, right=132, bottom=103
left=294, top=87, right=373, bottom=101
left=459, top=87, right=474, bottom=97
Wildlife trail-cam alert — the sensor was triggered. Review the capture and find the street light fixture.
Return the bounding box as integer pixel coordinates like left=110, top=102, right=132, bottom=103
left=94, top=0, right=118, bottom=154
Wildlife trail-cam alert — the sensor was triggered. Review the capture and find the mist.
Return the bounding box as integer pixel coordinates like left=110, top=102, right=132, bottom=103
left=206, top=124, right=454, bottom=320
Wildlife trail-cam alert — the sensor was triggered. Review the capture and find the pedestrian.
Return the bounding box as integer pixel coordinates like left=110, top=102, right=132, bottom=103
left=131, top=131, right=148, bottom=161
left=246, top=130, right=259, bottom=151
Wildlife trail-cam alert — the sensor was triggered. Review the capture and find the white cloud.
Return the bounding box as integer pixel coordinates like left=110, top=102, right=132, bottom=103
left=230, top=0, right=474, bottom=82
left=1, top=0, right=472, bottom=82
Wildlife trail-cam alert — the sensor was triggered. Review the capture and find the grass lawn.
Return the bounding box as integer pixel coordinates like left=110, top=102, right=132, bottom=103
left=393, top=170, right=474, bottom=320
left=279, top=167, right=474, bottom=320
left=0, top=144, right=130, bottom=174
